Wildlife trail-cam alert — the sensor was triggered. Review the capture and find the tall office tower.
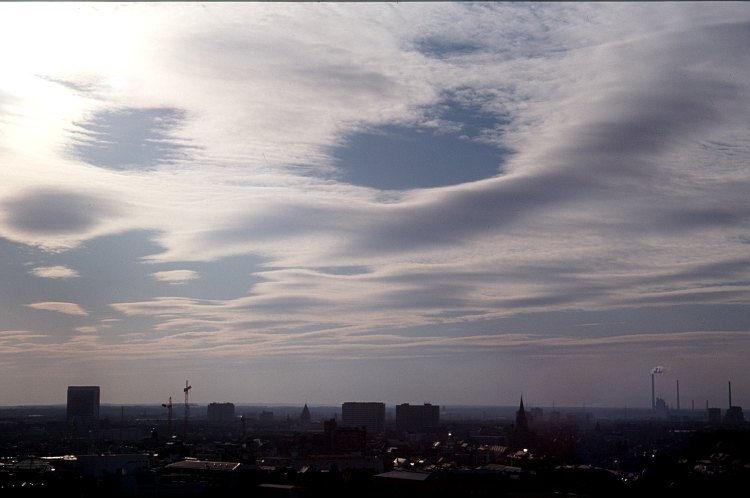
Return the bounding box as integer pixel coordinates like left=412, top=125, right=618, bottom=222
left=67, top=386, right=100, bottom=428
left=395, top=403, right=440, bottom=432
left=207, top=402, right=236, bottom=423
left=341, top=402, right=386, bottom=434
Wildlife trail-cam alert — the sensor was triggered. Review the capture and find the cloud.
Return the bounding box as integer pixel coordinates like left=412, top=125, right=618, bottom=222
left=0, top=330, right=48, bottom=342
left=1, top=188, right=118, bottom=235
left=26, top=301, right=88, bottom=316
left=29, top=265, right=79, bottom=279
left=1, top=4, right=750, bottom=403
left=151, top=269, right=199, bottom=284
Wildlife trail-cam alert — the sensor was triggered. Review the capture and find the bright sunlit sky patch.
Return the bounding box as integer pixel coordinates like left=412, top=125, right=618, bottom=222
left=2, top=2, right=750, bottom=407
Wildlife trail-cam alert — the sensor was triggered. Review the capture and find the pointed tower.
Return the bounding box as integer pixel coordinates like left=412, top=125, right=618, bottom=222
left=300, top=404, right=311, bottom=424
left=515, top=397, right=528, bottom=431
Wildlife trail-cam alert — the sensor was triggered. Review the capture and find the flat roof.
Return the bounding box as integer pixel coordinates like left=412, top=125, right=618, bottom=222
left=167, top=460, right=240, bottom=472
left=259, top=484, right=297, bottom=490
left=375, top=470, right=432, bottom=481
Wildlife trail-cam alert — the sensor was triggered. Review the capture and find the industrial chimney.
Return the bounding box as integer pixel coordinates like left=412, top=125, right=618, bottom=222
left=651, top=373, right=655, bottom=410
left=728, top=380, right=732, bottom=408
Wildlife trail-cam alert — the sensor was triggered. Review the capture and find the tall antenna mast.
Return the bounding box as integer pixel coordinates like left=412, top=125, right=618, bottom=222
left=162, top=396, right=173, bottom=433
left=183, top=380, right=192, bottom=437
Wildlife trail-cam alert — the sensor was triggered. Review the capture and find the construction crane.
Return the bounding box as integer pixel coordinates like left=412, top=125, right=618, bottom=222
left=162, top=396, right=173, bottom=433
left=183, top=380, right=192, bottom=437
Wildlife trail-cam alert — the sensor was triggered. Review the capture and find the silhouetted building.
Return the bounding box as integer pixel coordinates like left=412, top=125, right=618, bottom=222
left=207, top=402, right=235, bottom=422
left=324, top=418, right=367, bottom=453
left=342, top=402, right=385, bottom=434
left=653, top=397, right=669, bottom=419
left=530, top=407, right=544, bottom=423
left=259, top=410, right=274, bottom=423
left=78, top=454, right=149, bottom=480
left=724, top=406, right=744, bottom=424
left=515, top=398, right=528, bottom=432
left=565, top=411, right=595, bottom=425
left=166, top=460, right=241, bottom=472
left=511, top=398, right=531, bottom=449
left=707, top=407, right=722, bottom=423
left=324, top=417, right=337, bottom=451
left=396, top=403, right=439, bottom=432
left=66, top=386, right=100, bottom=428
left=300, top=404, right=311, bottom=424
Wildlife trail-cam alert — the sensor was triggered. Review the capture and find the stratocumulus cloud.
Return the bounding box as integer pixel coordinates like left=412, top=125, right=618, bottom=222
left=30, top=265, right=79, bottom=279
left=152, top=270, right=200, bottom=284
left=26, top=301, right=88, bottom=316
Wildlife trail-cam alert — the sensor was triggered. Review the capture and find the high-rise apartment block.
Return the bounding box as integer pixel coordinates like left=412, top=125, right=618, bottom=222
left=207, top=402, right=235, bottom=422
left=341, top=402, right=385, bottom=434
left=67, top=386, right=100, bottom=428
left=395, top=403, right=439, bottom=432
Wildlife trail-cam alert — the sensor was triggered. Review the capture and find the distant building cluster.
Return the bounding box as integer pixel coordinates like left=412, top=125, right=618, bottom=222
left=0, top=384, right=747, bottom=497
left=650, top=378, right=745, bottom=425
left=2, top=386, right=746, bottom=498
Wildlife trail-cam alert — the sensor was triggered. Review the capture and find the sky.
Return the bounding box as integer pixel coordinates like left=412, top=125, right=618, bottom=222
left=1, top=2, right=750, bottom=408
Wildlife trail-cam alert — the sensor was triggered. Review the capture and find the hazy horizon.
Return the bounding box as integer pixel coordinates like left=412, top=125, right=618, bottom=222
left=2, top=3, right=750, bottom=408
left=0, top=399, right=672, bottom=408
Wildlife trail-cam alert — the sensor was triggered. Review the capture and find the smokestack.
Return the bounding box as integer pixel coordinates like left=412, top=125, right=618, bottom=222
left=676, top=380, right=680, bottom=411
left=651, top=373, right=655, bottom=410
left=728, top=380, right=732, bottom=408
left=650, top=366, right=665, bottom=410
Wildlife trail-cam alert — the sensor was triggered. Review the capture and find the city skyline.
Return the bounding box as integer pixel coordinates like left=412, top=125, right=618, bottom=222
left=2, top=3, right=750, bottom=407
left=5, top=373, right=743, bottom=411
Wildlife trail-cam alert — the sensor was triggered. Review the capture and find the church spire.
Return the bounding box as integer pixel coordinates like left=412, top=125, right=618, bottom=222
left=516, top=397, right=528, bottom=431
left=300, top=403, right=311, bottom=424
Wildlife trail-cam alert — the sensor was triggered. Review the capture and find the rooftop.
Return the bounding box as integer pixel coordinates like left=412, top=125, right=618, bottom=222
left=166, top=459, right=240, bottom=472
left=375, top=470, right=432, bottom=481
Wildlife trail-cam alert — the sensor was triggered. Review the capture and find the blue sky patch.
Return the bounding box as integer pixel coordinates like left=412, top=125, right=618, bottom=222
left=69, top=107, right=194, bottom=170
left=414, top=38, right=484, bottom=59
left=330, top=98, right=509, bottom=190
